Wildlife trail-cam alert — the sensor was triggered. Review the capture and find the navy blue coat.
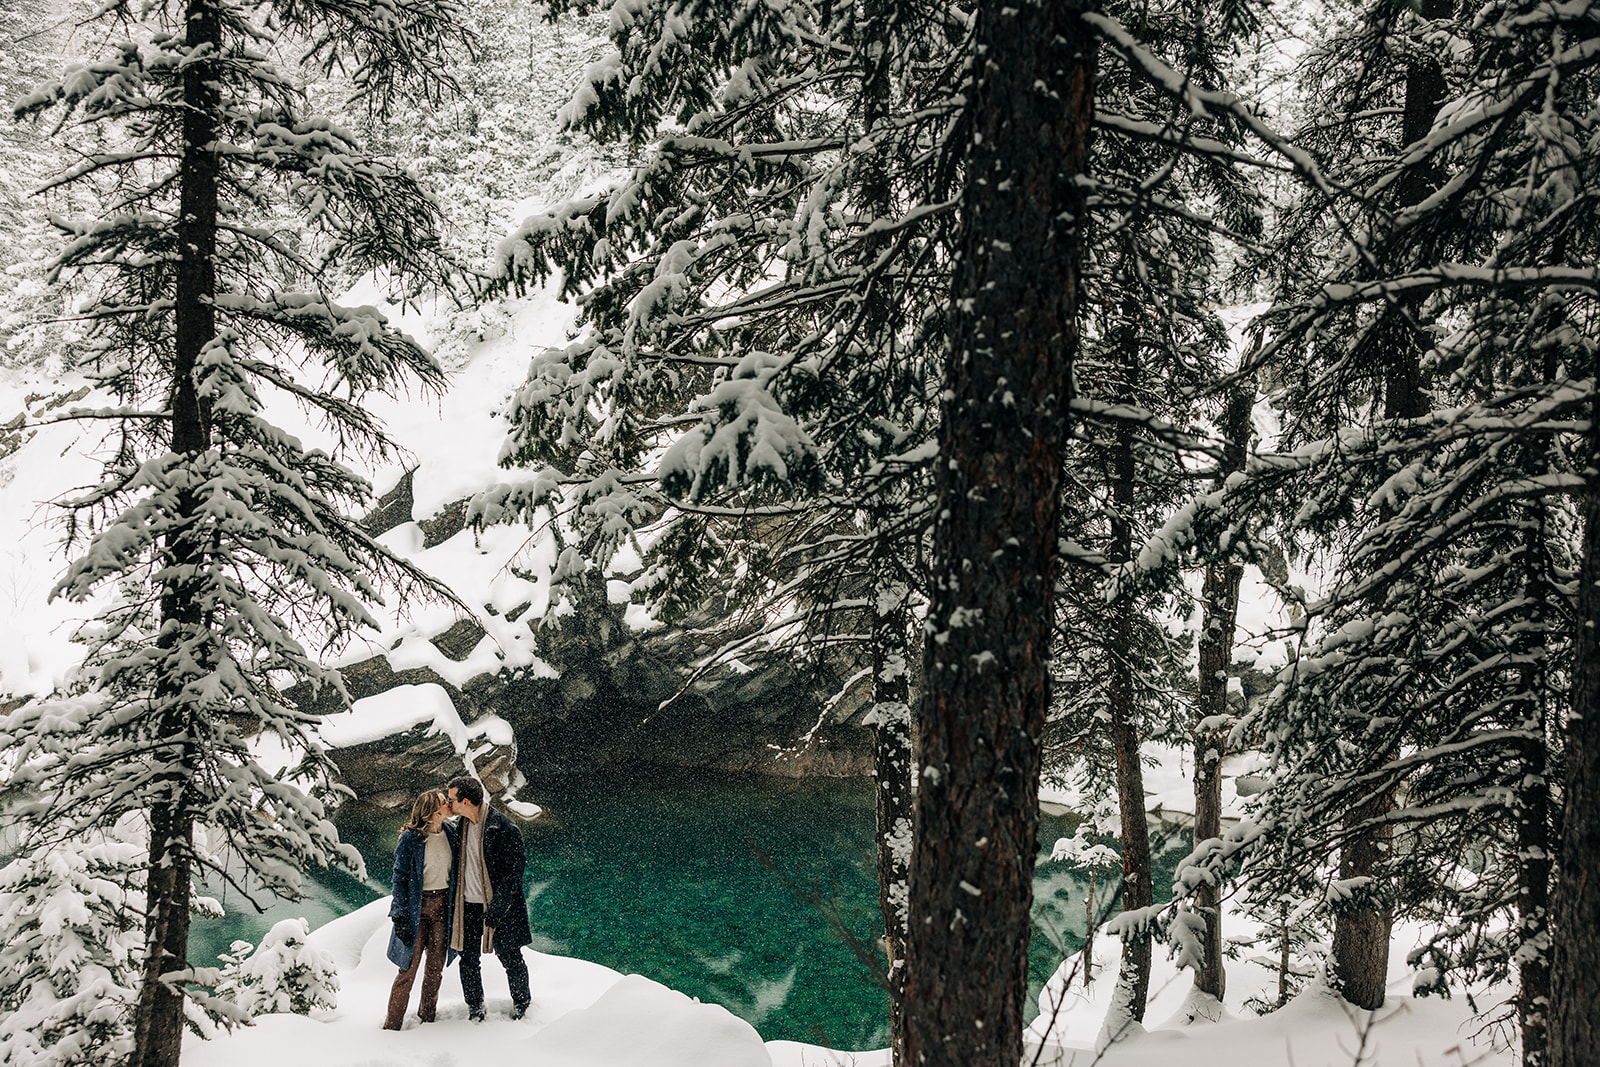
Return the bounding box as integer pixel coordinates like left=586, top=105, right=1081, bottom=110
left=386, top=823, right=459, bottom=970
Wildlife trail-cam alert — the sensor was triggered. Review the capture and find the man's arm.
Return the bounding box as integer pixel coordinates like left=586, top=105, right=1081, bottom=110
left=485, top=817, right=526, bottom=927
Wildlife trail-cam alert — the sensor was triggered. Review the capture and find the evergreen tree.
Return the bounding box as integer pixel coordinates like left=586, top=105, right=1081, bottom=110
left=1188, top=382, right=1253, bottom=1007
left=1043, top=0, right=1262, bottom=1020
left=327, top=0, right=621, bottom=266
left=0, top=0, right=80, bottom=371
left=1198, top=0, right=1600, bottom=1051
left=214, top=918, right=339, bottom=1018
left=477, top=4, right=965, bottom=1057
left=0, top=810, right=147, bottom=1067
left=3, top=3, right=465, bottom=1064
left=1226, top=0, right=1467, bottom=1014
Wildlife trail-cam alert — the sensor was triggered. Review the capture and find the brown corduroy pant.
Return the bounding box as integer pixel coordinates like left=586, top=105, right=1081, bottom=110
left=383, top=889, right=448, bottom=1029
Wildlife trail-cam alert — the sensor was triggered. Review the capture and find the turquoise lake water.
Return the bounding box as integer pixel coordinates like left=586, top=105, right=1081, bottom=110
left=190, top=769, right=1183, bottom=1050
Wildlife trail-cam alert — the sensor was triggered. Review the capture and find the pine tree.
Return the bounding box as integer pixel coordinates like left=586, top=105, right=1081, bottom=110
left=1558, top=382, right=1600, bottom=1067
left=1189, top=383, right=1253, bottom=1005
left=0, top=810, right=147, bottom=1067
left=477, top=4, right=965, bottom=1057
left=1209, top=0, right=1599, bottom=1050
left=2, top=3, right=465, bottom=1065
left=214, top=918, right=339, bottom=1018
left=1220, top=0, right=1461, bottom=1013
left=1042, top=0, right=1262, bottom=1019
left=0, top=0, right=80, bottom=371
left=326, top=0, right=621, bottom=266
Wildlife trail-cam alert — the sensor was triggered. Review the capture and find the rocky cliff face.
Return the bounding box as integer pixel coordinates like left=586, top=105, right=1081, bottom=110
left=319, top=474, right=877, bottom=807
left=277, top=478, right=1292, bottom=809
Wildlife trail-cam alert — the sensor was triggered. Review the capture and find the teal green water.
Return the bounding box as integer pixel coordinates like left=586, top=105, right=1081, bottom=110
left=190, top=770, right=1182, bottom=1050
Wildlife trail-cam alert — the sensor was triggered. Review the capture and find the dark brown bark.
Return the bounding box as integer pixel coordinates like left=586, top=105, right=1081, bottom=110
left=1109, top=684, right=1152, bottom=1019
left=900, top=2, right=1093, bottom=1065
left=1548, top=366, right=1600, bottom=1067
left=169, top=0, right=219, bottom=459
left=1511, top=340, right=1558, bottom=1067
left=130, top=3, right=220, bottom=1065
left=1275, top=906, right=1293, bottom=1009
left=1329, top=10, right=1450, bottom=1007
left=1329, top=795, right=1393, bottom=1010
left=132, top=808, right=195, bottom=1067
left=857, top=9, right=912, bottom=1059
left=870, top=572, right=914, bottom=1067
left=1517, top=668, right=1552, bottom=1067
left=1394, top=0, right=1452, bottom=221
left=1192, top=387, right=1251, bottom=1003
left=1107, top=304, right=1152, bottom=1022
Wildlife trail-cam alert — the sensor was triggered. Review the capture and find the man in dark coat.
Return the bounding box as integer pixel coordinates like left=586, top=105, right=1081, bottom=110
left=446, top=775, right=532, bottom=1022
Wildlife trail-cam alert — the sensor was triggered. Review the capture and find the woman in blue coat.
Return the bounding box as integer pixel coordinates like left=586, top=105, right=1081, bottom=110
left=383, top=790, right=459, bottom=1029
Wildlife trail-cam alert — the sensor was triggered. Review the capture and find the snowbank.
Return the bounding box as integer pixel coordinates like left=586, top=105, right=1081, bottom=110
left=520, top=974, right=772, bottom=1067
left=183, top=899, right=768, bottom=1067
left=179, top=897, right=1510, bottom=1067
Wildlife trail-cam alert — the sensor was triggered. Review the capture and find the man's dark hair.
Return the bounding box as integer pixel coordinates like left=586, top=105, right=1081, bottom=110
left=447, top=775, right=484, bottom=806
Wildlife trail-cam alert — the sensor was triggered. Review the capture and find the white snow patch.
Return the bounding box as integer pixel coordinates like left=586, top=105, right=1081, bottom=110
left=518, top=973, right=773, bottom=1067
left=317, top=683, right=512, bottom=763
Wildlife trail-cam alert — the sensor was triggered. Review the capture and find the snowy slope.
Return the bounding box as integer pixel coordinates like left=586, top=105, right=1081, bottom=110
left=0, top=285, right=580, bottom=705
left=179, top=898, right=1511, bottom=1067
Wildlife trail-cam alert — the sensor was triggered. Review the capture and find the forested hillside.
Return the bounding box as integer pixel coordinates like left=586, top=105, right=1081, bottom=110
left=0, top=2, right=1596, bottom=1067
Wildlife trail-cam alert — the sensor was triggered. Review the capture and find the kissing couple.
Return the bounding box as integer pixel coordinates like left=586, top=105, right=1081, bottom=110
left=382, top=776, right=533, bottom=1029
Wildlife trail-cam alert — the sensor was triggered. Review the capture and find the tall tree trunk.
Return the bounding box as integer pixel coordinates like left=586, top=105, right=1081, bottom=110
left=1328, top=792, right=1392, bottom=1010
left=1516, top=619, right=1552, bottom=1067
left=132, top=809, right=196, bottom=1067
left=1511, top=327, right=1561, bottom=1067
left=1108, top=659, right=1151, bottom=1019
left=870, top=569, right=914, bottom=1067
left=1107, top=304, right=1152, bottom=1024
left=131, top=3, right=219, bottom=1065
left=901, top=2, right=1094, bottom=1065
left=170, top=0, right=219, bottom=463
left=1192, top=386, right=1252, bottom=1004
left=1330, top=10, right=1448, bottom=1008
left=858, top=10, right=912, bottom=1061
left=1547, top=358, right=1600, bottom=1067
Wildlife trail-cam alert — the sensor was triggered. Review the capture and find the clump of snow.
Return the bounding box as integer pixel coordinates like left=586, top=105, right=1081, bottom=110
left=316, top=683, right=514, bottom=758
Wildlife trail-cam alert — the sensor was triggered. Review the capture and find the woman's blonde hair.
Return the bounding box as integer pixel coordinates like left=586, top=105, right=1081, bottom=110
left=401, top=790, right=447, bottom=835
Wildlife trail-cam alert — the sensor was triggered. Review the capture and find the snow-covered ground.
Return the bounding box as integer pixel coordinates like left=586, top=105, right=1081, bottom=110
left=182, top=896, right=1510, bottom=1067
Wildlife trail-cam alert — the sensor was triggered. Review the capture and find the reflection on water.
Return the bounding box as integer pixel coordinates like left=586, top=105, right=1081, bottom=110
left=189, top=769, right=1182, bottom=1050
left=189, top=829, right=388, bottom=960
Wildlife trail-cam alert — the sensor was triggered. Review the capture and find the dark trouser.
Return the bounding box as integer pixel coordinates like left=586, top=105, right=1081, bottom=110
left=384, top=889, right=448, bottom=1029
left=458, top=900, right=530, bottom=1010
